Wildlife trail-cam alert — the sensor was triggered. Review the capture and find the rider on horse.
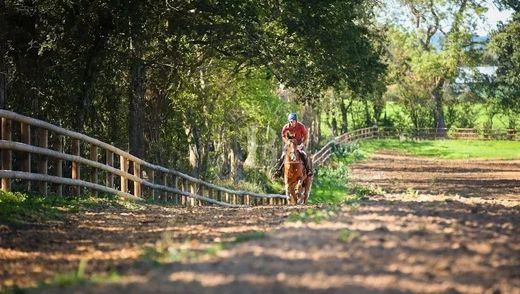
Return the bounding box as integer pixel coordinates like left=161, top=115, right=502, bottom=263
left=274, top=112, right=313, bottom=177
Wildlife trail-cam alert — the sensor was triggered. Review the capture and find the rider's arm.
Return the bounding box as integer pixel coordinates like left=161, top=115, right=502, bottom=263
left=281, top=124, right=289, bottom=142
left=303, top=125, right=309, bottom=148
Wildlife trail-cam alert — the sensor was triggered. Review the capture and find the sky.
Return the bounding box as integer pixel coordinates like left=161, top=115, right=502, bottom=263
left=476, top=3, right=513, bottom=35
left=379, top=0, right=514, bottom=36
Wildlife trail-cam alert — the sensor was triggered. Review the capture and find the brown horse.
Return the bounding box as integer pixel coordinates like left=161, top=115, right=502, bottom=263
left=284, top=138, right=313, bottom=205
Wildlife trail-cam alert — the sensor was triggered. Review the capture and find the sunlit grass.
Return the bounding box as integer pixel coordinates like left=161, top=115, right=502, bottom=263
left=0, top=191, right=140, bottom=227
left=359, top=139, right=520, bottom=160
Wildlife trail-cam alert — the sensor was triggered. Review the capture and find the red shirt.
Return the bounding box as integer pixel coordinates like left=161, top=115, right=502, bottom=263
left=281, top=121, right=308, bottom=145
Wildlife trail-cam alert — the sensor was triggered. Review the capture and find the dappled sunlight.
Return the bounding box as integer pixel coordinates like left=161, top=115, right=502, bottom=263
left=2, top=151, right=519, bottom=293
left=0, top=205, right=301, bottom=290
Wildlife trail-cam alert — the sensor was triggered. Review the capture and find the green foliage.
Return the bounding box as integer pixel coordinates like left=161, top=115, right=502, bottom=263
left=311, top=142, right=374, bottom=205
left=2, top=0, right=385, bottom=182
left=0, top=191, right=137, bottom=227
left=487, top=12, right=520, bottom=115
left=380, top=1, right=487, bottom=129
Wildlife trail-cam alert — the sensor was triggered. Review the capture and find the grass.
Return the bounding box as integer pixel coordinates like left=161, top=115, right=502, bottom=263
left=359, top=139, right=520, bottom=160
left=338, top=229, right=360, bottom=243
left=287, top=207, right=338, bottom=223
left=46, top=259, right=122, bottom=288
left=140, top=230, right=267, bottom=265
left=0, top=191, right=139, bottom=227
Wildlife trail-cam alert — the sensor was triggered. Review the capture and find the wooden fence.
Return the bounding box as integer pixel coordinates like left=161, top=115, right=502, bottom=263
left=0, top=110, right=287, bottom=207
left=2, top=110, right=517, bottom=205
left=378, top=127, right=518, bottom=141
left=312, top=126, right=378, bottom=166
left=313, top=126, right=518, bottom=166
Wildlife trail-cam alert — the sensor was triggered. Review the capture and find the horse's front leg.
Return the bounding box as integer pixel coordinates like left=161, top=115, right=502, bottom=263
left=296, top=178, right=304, bottom=204
left=285, top=181, right=293, bottom=205
left=286, top=182, right=298, bottom=205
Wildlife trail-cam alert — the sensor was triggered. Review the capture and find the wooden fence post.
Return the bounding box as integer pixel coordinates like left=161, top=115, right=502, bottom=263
left=120, top=155, right=127, bottom=193
left=199, top=184, right=205, bottom=206
left=38, top=129, right=48, bottom=196
left=90, top=145, right=98, bottom=196
left=189, top=182, right=196, bottom=206
left=106, top=150, right=114, bottom=188
left=180, top=177, right=186, bottom=205
left=150, top=170, right=155, bottom=200
left=173, top=176, right=180, bottom=204
left=133, top=161, right=141, bottom=198
left=56, top=136, right=63, bottom=196
left=71, top=138, right=80, bottom=196
left=1, top=117, right=11, bottom=191
left=162, top=173, right=168, bottom=201
left=208, top=188, right=213, bottom=204
left=20, top=122, right=31, bottom=191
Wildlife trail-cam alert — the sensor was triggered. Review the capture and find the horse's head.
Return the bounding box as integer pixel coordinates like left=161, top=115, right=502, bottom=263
left=284, top=136, right=300, bottom=162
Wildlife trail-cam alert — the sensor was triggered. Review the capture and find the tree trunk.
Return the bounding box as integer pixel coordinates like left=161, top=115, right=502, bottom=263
left=244, top=125, right=258, bottom=168
left=339, top=99, right=348, bottom=133
left=128, top=54, right=145, bottom=158
left=186, top=125, right=201, bottom=177
left=373, top=100, right=384, bottom=125
left=311, top=110, right=320, bottom=150
left=0, top=0, right=6, bottom=109
left=364, top=100, right=372, bottom=127
left=432, top=78, right=446, bottom=132
left=0, top=73, right=5, bottom=109
left=230, top=140, right=244, bottom=183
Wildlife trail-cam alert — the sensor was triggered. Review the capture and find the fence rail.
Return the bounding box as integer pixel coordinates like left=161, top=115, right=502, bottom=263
left=379, top=127, right=518, bottom=141
left=0, top=110, right=287, bottom=207
left=312, top=126, right=518, bottom=166
left=2, top=110, right=517, bottom=205
left=312, top=126, right=378, bottom=166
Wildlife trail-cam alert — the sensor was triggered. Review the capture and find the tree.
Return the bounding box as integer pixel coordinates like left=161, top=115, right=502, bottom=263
left=381, top=0, right=487, bottom=130
left=486, top=11, right=520, bottom=127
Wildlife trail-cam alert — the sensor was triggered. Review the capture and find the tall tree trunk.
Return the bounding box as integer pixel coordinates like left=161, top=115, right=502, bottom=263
left=76, top=22, right=107, bottom=133
left=0, top=73, right=5, bottom=109
left=373, top=100, right=384, bottom=125
left=230, top=140, right=244, bottom=183
left=244, top=126, right=258, bottom=168
left=339, top=99, right=349, bottom=133
left=186, top=125, right=201, bottom=177
left=432, top=78, right=446, bottom=132
left=311, top=110, right=320, bottom=150
left=128, top=54, right=145, bottom=158
left=331, top=117, right=338, bottom=137
left=0, top=0, right=5, bottom=109
left=363, top=100, right=372, bottom=127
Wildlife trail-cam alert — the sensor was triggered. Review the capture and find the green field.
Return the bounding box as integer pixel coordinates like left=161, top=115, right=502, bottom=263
left=358, top=139, right=520, bottom=160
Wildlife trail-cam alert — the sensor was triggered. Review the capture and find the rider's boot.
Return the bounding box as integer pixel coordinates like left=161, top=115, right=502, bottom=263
left=301, top=153, right=313, bottom=177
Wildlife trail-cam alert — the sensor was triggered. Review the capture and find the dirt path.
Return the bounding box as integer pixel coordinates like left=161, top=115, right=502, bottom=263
left=1, top=152, right=519, bottom=293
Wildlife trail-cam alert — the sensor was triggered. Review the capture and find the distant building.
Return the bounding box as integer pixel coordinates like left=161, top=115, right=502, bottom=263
left=454, top=66, right=497, bottom=93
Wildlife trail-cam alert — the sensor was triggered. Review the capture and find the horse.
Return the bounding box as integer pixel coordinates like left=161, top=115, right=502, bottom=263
left=283, top=137, right=313, bottom=205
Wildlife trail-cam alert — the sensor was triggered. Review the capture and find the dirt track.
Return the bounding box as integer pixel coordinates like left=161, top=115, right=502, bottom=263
left=1, top=152, right=519, bottom=293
